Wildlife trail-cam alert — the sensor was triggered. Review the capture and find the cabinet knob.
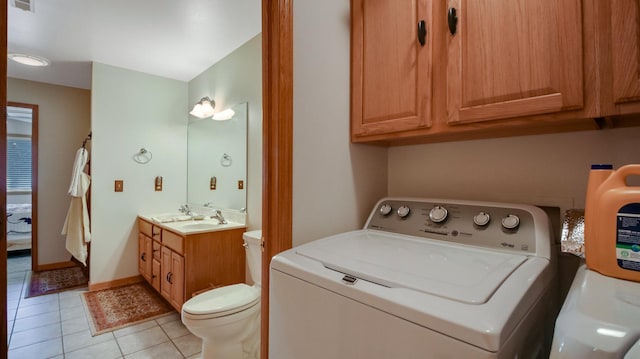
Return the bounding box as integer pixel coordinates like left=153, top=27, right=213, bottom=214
left=448, top=8, right=458, bottom=35
left=166, top=272, right=173, bottom=284
left=417, top=20, right=427, bottom=46
left=141, top=253, right=146, bottom=262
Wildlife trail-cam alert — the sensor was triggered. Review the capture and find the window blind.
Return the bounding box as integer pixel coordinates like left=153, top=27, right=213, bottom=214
left=6, top=136, right=32, bottom=192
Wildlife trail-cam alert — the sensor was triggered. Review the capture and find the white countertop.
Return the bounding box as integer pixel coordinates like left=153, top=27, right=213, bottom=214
left=138, top=213, right=246, bottom=235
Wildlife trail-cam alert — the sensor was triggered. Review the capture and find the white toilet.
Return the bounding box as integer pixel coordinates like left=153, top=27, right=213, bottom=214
left=181, top=230, right=262, bottom=359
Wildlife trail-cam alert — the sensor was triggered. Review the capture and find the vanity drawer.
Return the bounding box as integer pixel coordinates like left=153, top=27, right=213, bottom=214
left=139, top=219, right=153, bottom=237
left=152, top=240, right=162, bottom=260
left=162, top=229, right=184, bottom=254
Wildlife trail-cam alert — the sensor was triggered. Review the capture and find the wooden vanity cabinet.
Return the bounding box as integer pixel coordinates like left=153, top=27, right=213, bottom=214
left=138, top=218, right=246, bottom=312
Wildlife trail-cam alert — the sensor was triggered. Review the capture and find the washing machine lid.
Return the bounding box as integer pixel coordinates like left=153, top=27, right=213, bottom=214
left=296, top=230, right=527, bottom=304
left=182, top=283, right=260, bottom=317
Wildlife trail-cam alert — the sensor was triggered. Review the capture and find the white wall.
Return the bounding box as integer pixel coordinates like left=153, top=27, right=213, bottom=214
left=7, top=78, right=91, bottom=265
left=293, top=0, right=388, bottom=246
left=91, top=63, right=188, bottom=285
left=188, top=34, right=263, bottom=230
left=388, top=127, right=640, bottom=214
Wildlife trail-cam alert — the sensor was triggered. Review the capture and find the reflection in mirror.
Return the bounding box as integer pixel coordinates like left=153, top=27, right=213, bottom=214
left=187, top=102, right=247, bottom=210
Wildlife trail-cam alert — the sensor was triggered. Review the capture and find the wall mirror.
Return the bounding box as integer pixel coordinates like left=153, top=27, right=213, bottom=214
left=187, top=102, right=247, bottom=210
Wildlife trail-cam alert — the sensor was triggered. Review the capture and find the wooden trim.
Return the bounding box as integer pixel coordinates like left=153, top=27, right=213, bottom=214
left=36, top=261, right=77, bottom=272
left=261, top=0, right=293, bottom=358
left=1, top=0, right=8, bottom=355
left=88, top=275, right=144, bottom=292
left=7, top=102, right=38, bottom=272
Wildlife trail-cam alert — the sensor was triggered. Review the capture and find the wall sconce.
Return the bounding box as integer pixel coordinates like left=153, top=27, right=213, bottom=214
left=212, top=108, right=235, bottom=121
left=190, top=97, right=216, bottom=118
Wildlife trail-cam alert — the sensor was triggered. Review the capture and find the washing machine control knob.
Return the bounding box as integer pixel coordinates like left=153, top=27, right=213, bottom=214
left=379, top=204, right=392, bottom=216
left=429, top=205, right=448, bottom=223
left=473, top=212, right=491, bottom=227
left=397, top=205, right=411, bottom=218
left=501, top=214, right=520, bottom=230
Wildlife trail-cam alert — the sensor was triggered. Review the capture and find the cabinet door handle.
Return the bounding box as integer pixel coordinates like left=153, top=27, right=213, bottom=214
left=417, top=20, right=427, bottom=46
left=166, top=272, right=173, bottom=284
left=141, top=253, right=146, bottom=262
left=448, top=8, right=458, bottom=35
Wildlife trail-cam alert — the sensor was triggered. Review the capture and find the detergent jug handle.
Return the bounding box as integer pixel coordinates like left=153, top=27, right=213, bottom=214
left=612, top=164, right=640, bottom=187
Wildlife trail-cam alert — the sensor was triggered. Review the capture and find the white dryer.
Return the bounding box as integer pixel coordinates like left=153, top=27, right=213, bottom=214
left=551, top=264, right=640, bottom=358
left=270, top=197, right=557, bottom=358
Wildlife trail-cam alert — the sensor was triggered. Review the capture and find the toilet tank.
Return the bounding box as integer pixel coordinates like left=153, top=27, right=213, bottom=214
left=244, top=230, right=262, bottom=286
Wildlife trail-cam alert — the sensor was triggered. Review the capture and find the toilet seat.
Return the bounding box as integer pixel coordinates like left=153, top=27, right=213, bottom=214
left=182, top=283, right=261, bottom=320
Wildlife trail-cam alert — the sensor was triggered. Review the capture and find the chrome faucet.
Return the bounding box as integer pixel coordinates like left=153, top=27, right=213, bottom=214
left=203, top=202, right=214, bottom=208
left=179, top=204, right=194, bottom=218
left=212, top=210, right=227, bottom=224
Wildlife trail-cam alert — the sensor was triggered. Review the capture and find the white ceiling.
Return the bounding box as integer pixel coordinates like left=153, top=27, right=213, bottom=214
left=7, top=0, right=262, bottom=89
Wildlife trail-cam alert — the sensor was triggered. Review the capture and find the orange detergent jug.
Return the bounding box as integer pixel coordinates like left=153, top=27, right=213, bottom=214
left=585, top=164, right=640, bottom=282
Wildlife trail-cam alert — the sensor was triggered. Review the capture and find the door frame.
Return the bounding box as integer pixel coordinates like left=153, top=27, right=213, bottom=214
left=1, top=0, right=8, bottom=356
left=261, top=0, right=293, bottom=358
left=6, top=102, right=38, bottom=272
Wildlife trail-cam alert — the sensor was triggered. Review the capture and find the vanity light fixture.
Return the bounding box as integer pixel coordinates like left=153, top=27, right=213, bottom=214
left=212, top=108, right=235, bottom=121
left=8, top=53, right=50, bottom=67
left=190, top=97, right=216, bottom=118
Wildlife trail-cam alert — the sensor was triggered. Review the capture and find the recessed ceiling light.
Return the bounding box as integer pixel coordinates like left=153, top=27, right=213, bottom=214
left=8, top=53, right=50, bottom=67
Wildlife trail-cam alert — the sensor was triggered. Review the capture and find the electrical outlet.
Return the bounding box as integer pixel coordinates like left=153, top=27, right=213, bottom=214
left=115, top=180, right=124, bottom=192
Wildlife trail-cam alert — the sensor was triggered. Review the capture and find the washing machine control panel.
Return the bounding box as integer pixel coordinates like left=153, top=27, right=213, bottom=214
left=366, top=199, right=543, bottom=255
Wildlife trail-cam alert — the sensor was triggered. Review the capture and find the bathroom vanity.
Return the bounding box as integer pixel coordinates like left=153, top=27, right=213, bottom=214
left=138, top=217, right=247, bottom=311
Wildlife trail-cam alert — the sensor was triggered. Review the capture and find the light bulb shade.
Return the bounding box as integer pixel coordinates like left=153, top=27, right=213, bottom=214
left=190, top=97, right=216, bottom=118
left=8, top=53, right=50, bottom=67
left=212, top=109, right=235, bottom=121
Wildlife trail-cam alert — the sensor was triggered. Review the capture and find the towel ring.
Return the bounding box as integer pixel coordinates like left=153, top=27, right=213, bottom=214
left=133, top=148, right=153, bottom=164
left=221, top=153, right=232, bottom=167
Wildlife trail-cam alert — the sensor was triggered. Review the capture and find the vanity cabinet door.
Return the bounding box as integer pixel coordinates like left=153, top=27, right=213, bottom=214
left=170, top=253, right=185, bottom=309
left=138, top=234, right=152, bottom=283
left=161, top=246, right=185, bottom=310
left=151, top=259, right=161, bottom=292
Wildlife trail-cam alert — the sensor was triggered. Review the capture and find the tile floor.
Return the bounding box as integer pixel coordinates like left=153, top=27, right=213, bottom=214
left=7, top=254, right=203, bottom=359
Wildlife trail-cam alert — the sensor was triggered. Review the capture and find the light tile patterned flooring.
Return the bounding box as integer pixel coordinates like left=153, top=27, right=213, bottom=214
left=7, top=254, right=203, bottom=359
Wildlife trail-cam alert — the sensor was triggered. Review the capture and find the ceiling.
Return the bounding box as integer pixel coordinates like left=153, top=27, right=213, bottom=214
left=7, top=0, right=262, bottom=89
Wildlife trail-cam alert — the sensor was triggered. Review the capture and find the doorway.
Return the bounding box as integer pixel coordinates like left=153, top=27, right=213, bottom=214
left=5, top=103, right=38, bottom=272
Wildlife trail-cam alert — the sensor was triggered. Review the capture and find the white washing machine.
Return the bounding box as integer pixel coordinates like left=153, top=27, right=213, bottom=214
left=269, top=197, right=557, bottom=358
left=551, top=264, right=640, bottom=358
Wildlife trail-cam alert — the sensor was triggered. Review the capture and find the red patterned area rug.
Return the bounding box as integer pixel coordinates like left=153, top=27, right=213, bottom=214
left=26, top=266, right=88, bottom=298
left=82, top=281, right=175, bottom=336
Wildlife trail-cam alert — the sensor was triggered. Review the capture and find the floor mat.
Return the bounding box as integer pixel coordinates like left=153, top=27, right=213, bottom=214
left=82, top=281, right=175, bottom=336
left=26, top=266, right=88, bottom=298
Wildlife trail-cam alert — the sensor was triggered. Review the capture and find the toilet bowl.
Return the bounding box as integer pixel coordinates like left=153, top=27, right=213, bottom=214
left=182, top=230, right=262, bottom=359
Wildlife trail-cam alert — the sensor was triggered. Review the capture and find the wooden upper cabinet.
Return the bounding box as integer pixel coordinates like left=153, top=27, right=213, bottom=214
left=351, top=0, right=432, bottom=139
left=610, top=0, right=640, bottom=105
left=446, top=0, right=584, bottom=124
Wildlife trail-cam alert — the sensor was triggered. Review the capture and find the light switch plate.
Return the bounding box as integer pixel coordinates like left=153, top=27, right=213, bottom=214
left=115, top=180, right=124, bottom=192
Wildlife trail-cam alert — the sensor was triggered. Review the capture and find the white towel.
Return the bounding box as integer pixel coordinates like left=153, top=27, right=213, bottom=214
left=62, top=147, right=91, bottom=266
left=68, top=148, right=88, bottom=197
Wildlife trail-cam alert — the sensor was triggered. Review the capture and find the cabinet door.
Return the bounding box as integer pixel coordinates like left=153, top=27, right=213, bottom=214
left=446, top=0, right=583, bottom=124
left=351, top=0, right=432, bottom=138
left=610, top=0, right=640, bottom=104
left=160, top=246, right=172, bottom=300
left=138, top=234, right=151, bottom=282
left=170, top=253, right=185, bottom=310
left=151, top=259, right=161, bottom=292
